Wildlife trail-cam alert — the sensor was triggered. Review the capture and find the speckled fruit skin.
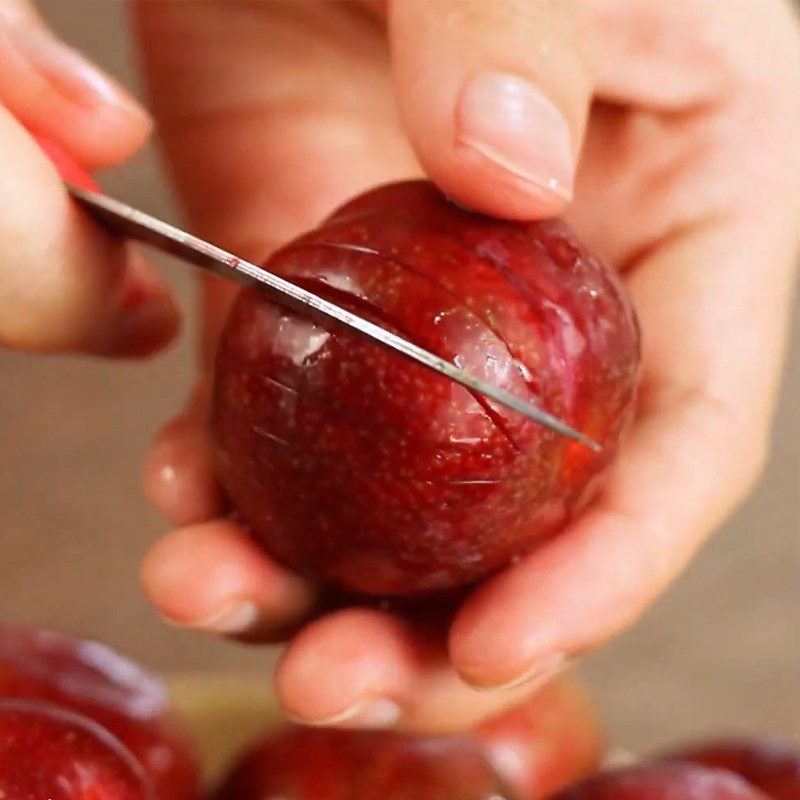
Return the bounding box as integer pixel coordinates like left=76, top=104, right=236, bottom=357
left=212, top=180, right=640, bottom=596
left=212, top=726, right=516, bottom=800
left=0, top=699, right=153, bottom=800
left=665, top=739, right=800, bottom=800
left=476, top=674, right=604, bottom=800
left=0, top=628, right=200, bottom=800
left=551, top=764, right=772, bottom=800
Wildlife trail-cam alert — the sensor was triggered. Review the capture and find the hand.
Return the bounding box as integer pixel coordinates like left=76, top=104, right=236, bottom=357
left=138, top=0, right=800, bottom=729
left=0, top=0, right=178, bottom=357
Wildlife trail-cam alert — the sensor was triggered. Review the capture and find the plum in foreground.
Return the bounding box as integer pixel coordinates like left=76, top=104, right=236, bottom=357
left=213, top=180, right=640, bottom=596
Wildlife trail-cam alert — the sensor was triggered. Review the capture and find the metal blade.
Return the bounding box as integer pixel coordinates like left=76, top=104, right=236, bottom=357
left=68, top=183, right=599, bottom=451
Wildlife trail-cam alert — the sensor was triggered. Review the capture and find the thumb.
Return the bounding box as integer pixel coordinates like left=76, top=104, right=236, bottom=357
left=388, top=0, right=591, bottom=219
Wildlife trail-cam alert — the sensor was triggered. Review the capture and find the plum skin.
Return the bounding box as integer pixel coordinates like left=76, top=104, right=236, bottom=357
left=0, top=627, right=200, bottom=800
left=212, top=180, right=640, bottom=596
left=0, top=699, right=154, bottom=800
left=664, top=739, right=800, bottom=800
left=211, top=725, right=515, bottom=800
left=551, top=763, right=772, bottom=800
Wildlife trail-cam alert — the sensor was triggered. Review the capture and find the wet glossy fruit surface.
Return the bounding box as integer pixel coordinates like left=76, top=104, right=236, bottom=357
left=551, top=763, right=772, bottom=800
left=476, top=674, right=603, bottom=799
left=0, top=627, right=200, bottom=800
left=212, top=725, right=516, bottom=800
left=665, top=739, right=800, bottom=800
left=0, top=699, right=153, bottom=799
left=213, top=180, right=640, bottom=595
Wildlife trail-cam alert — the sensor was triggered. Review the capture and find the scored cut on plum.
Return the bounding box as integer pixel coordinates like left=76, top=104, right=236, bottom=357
left=212, top=180, right=640, bottom=596
left=0, top=627, right=200, bottom=800
left=476, top=673, right=604, bottom=800
left=211, top=725, right=517, bottom=800
left=0, top=699, right=154, bottom=800
left=664, top=739, right=800, bottom=800
left=550, top=763, right=772, bottom=800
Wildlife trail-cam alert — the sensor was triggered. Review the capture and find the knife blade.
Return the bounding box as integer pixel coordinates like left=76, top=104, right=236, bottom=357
left=68, top=183, right=600, bottom=451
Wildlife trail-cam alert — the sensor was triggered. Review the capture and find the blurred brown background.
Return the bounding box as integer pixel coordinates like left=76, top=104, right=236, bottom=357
left=0, top=0, right=796, bottom=754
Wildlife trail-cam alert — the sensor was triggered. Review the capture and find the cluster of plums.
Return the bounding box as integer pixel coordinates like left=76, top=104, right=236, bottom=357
left=1, top=626, right=798, bottom=800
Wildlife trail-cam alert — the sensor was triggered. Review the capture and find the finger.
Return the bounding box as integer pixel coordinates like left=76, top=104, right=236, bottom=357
left=0, top=0, right=177, bottom=357
left=388, top=0, right=592, bottom=218
left=451, top=210, right=797, bottom=687
left=0, top=0, right=151, bottom=166
left=140, top=520, right=316, bottom=640
left=475, top=675, right=604, bottom=800
left=274, top=609, right=542, bottom=732
left=142, top=382, right=227, bottom=525
left=0, top=121, right=179, bottom=356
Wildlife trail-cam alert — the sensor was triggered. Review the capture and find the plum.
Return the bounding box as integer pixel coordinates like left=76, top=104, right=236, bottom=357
left=0, top=699, right=153, bottom=799
left=551, top=763, right=771, bottom=800
left=211, top=725, right=516, bottom=800
left=0, top=627, right=200, bottom=800
left=212, top=180, right=640, bottom=596
left=664, top=739, right=800, bottom=800
left=476, top=674, right=604, bottom=799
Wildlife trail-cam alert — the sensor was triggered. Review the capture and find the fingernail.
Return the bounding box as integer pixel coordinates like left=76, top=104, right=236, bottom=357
left=457, top=72, right=574, bottom=201
left=466, top=652, right=567, bottom=692
left=0, top=17, right=150, bottom=119
left=290, top=697, right=402, bottom=730
left=181, top=600, right=261, bottom=636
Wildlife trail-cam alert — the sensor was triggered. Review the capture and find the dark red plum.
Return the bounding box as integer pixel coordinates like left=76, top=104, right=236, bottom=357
left=212, top=725, right=515, bottom=800
left=212, top=180, right=640, bottom=596
left=0, top=699, right=153, bottom=799
left=551, top=763, right=771, bottom=800
left=0, top=627, right=200, bottom=800
left=665, top=739, right=800, bottom=800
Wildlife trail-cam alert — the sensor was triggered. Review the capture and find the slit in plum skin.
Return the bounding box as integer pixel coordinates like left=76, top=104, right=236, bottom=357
left=260, top=374, right=298, bottom=395
left=299, top=219, right=565, bottom=400
left=313, top=204, right=578, bottom=330
left=292, top=240, right=526, bottom=378
left=276, top=273, right=524, bottom=454
left=252, top=425, right=292, bottom=447
left=279, top=240, right=561, bottom=446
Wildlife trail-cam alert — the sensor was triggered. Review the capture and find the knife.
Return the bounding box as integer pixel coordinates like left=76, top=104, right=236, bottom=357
left=68, top=183, right=600, bottom=451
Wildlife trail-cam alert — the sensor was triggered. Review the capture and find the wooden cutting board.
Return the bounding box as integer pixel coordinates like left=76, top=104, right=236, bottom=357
left=168, top=674, right=283, bottom=787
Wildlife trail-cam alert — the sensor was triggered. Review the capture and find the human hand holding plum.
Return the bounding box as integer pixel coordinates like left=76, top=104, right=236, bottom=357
left=138, top=0, right=800, bottom=728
